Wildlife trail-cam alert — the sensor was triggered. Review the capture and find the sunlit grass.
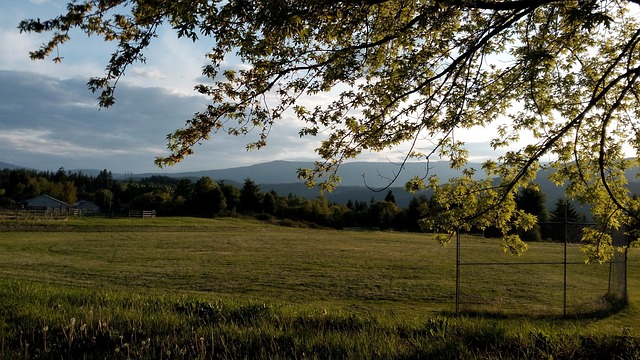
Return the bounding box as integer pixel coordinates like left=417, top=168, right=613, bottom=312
left=0, top=216, right=638, bottom=358
left=1, top=217, right=636, bottom=318
left=0, top=218, right=455, bottom=317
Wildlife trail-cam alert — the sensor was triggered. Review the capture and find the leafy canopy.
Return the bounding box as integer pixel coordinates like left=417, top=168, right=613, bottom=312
left=19, top=0, right=640, bottom=260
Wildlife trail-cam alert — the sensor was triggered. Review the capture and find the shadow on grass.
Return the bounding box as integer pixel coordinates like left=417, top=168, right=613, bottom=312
left=440, top=297, right=629, bottom=321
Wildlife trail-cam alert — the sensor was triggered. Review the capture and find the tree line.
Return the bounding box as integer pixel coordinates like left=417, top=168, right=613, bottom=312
left=0, top=167, right=585, bottom=238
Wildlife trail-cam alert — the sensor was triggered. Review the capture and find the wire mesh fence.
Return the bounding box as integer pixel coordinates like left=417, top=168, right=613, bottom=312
left=455, top=221, right=629, bottom=317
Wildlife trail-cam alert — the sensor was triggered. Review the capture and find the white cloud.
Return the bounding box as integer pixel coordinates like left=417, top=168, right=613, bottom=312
left=0, top=26, right=106, bottom=80
left=130, top=67, right=166, bottom=81
left=123, top=27, right=210, bottom=95
left=0, top=70, right=321, bottom=172
left=0, top=128, right=131, bottom=157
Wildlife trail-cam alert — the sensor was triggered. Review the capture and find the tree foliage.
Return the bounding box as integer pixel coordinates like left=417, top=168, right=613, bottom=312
left=19, top=0, right=640, bottom=260
left=240, top=178, right=262, bottom=213
left=516, top=188, right=548, bottom=222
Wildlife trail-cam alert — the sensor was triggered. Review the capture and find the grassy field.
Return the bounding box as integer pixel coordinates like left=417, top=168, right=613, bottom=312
left=0, top=216, right=639, bottom=358
left=0, top=217, right=455, bottom=316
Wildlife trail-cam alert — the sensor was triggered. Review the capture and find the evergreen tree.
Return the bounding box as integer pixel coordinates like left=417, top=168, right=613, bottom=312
left=516, top=187, right=548, bottom=222
left=174, top=179, right=194, bottom=200
left=262, top=192, right=277, bottom=215
left=54, top=167, right=67, bottom=183
left=549, top=198, right=584, bottom=223
left=546, top=198, right=587, bottom=242
left=405, top=196, right=430, bottom=232
left=384, top=190, right=396, bottom=204
left=95, top=169, right=114, bottom=190
left=346, top=199, right=354, bottom=210
left=240, top=178, right=262, bottom=213
left=515, top=187, right=548, bottom=242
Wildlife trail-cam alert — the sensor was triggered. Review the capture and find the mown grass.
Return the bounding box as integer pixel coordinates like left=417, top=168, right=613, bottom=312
left=455, top=236, right=636, bottom=317
left=0, top=217, right=455, bottom=316
left=0, top=216, right=639, bottom=358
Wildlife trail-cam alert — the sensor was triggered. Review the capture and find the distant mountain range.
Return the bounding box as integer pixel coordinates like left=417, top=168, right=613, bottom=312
left=2, top=160, right=461, bottom=186
left=0, top=161, right=24, bottom=170
left=125, top=160, right=482, bottom=187
left=3, top=159, right=639, bottom=209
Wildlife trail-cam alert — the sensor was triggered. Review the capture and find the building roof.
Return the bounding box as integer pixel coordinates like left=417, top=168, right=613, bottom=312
left=75, top=200, right=100, bottom=210
left=25, top=194, right=73, bottom=208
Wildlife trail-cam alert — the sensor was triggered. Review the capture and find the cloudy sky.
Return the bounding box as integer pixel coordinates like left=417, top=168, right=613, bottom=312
left=0, top=1, right=509, bottom=174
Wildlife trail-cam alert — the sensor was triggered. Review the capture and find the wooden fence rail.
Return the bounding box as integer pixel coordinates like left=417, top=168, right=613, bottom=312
left=128, top=210, right=156, bottom=218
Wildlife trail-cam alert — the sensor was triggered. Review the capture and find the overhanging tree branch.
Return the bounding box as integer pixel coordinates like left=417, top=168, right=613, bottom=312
left=19, top=0, right=640, bottom=261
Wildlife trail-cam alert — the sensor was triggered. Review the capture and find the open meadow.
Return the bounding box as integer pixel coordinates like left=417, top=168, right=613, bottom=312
left=0, top=216, right=639, bottom=358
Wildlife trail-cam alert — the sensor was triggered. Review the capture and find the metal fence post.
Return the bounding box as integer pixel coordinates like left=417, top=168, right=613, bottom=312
left=456, top=227, right=460, bottom=315
left=563, top=201, right=568, bottom=318
left=624, top=246, right=629, bottom=305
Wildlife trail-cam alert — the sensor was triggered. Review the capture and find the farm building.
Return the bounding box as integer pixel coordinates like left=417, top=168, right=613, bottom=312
left=75, top=200, right=100, bottom=212
left=24, top=195, right=73, bottom=211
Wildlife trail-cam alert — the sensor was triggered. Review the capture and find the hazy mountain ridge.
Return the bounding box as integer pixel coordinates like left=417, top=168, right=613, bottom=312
left=124, top=160, right=472, bottom=207
left=4, top=160, right=640, bottom=209
left=0, top=161, right=25, bottom=170
left=127, top=160, right=481, bottom=187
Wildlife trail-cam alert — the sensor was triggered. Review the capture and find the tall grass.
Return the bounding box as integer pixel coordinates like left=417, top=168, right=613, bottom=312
left=1, top=280, right=639, bottom=359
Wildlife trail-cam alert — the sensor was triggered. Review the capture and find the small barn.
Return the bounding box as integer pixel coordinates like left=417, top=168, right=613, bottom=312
left=75, top=200, right=100, bottom=213
left=25, top=195, right=73, bottom=212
